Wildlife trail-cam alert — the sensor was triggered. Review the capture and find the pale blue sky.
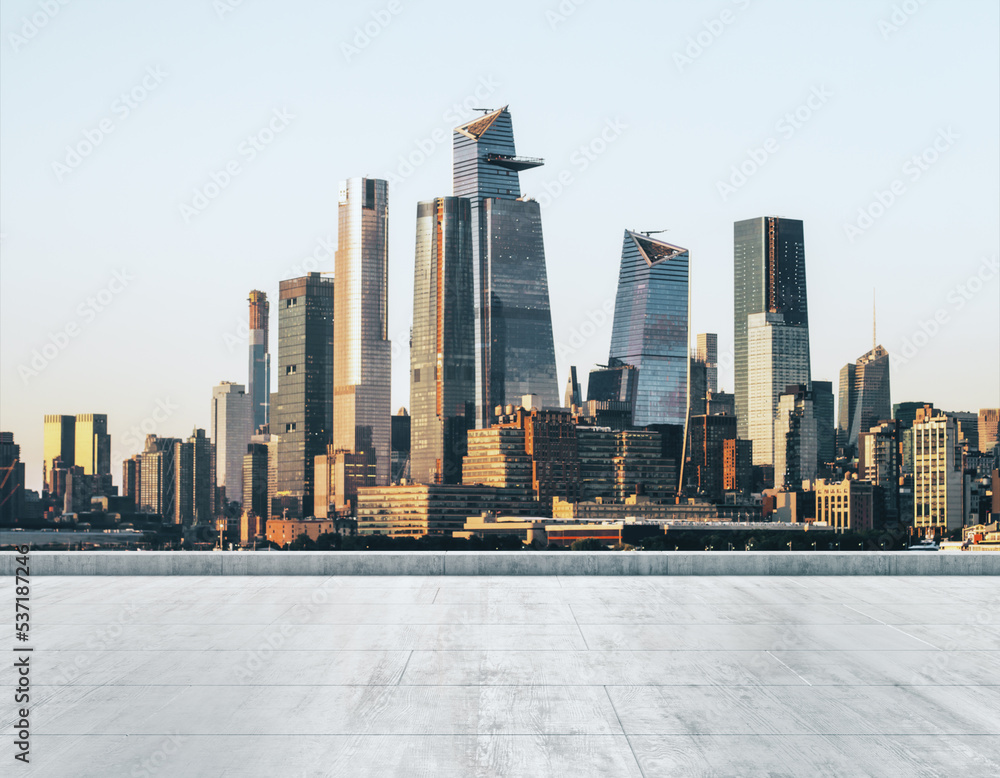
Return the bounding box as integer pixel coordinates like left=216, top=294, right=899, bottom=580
left=2, top=0, right=998, bottom=492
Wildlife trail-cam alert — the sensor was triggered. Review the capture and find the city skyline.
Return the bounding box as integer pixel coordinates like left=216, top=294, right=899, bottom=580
left=2, top=1, right=998, bottom=492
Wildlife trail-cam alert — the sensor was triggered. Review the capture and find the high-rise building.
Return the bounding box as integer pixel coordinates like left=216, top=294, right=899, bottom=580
left=564, top=366, right=582, bottom=409
left=211, top=382, right=252, bottom=507
left=860, top=420, right=900, bottom=523
left=774, top=385, right=818, bottom=490
left=0, top=432, right=25, bottom=524
left=122, top=455, right=141, bottom=507
left=723, top=438, right=753, bottom=495
left=243, top=442, right=269, bottom=519
left=74, top=414, right=111, bottom=477
left=43, top=414, right=75, bottom=491
left=271, top=273, right=335, bottom=518
left=614, top=429, right=676, bottom=501
left=334, top=177, right=392, bottom=486
left=894, top=401, right=934, bottom=474
left=734, top=217, right=809, bottom=441
left=913, top=409, right=964, bottom=534
left=689, top=414, right=737, bottom=500
left=138, top=435, right=179, bottom=518
left=453, top=106, right=559, bottom=426
left=314, top=447, right=377, bottom=518
left=576, top=426, right=616, bottom=500
left=812, top=380, right=836, bottom=471
left=696, top=333, right=718, bottom=394
left=174, top=428, right=215, bottom=526
left=587, top=359, right=640, bottom=425
left=980, top=409, right=1000, bottom=453
left=946, top=411, right=979, bottom=453
left=463, top=426, right=531, bottom=490
left=248, top=290, right=271, bottom=433
left=410, top=196, right=475, bottom=485
left=689, top=357, right=708, bottom=417
left=706, top=391, right=736, bottom=418
left=746, top=312, right=811, bottom=467
left=608, top=230, right=690, bottom=428
left=838, top=345, right=891, bottom=457
left=390, top=410, right=410, bottom=484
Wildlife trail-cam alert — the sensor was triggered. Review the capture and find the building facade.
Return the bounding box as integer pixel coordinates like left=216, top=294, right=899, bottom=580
left=723, top=438, right=753, bottom=495
left=43, top=415, right=75, bottom=493
left=248, top=290, right=271, bottom=433
left=859, top=420, right=900, bottom=523
left=815, top=477, right=874, bottom=532
left=0, top=432, right=25, bottom=524
left=453, top=106, right=559, bottom=426
left=271, top=273, right=335, bottom=518
left=773, top=385, right=818, bottom=490
left=74, top=414, right=111, bottom=477
left=746, top=312, right=811, bottom=467
left=211, top=382, right=252, bottom=507
left=912, top=409, right=965, bottom=534
left=696, top=333, right=719, bottom=394
left=838, top=345, right=891, bottom=457
left=334, top=177, right=392, bottom=486
left=734, top=216, right=809, bottom=441
left=174, top=428, right=215, bottom=526
left=688, top=414, right=737, bottom=500
left=608, top=230, right=690, bottom=428
left=978, top=408, right=999, bottom=453
left=410, top=196, right=476, bottom=485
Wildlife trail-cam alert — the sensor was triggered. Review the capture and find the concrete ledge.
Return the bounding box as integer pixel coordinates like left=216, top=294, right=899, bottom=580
left=2, top=551, right=998, bottom=575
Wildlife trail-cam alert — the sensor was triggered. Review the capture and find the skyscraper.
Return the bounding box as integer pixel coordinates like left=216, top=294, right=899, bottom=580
left=175, top=428, right=215, bottom=526
left=211, top=382, right=252, bottom=507
left=410, top=196, right=475, bottom=485
left=980, top=408, right=1000, bottom=453
left=138, top=435, right=179, bottom=518
left=838, top=345, right=891, bottom=457
left=0, top=432, right=25, bottom=524
left=746, top=312, right=810, bottom=466
left=75, top=414, right=111, bottom=477
left=564, top=366, right=582, bottom=409
left=271, top=273, right=334, bottom=518
left=334, top=177, right=392, bottom=486
left=696, top=333, right=718, bottom=394
left=812, top=380, right=836, bottom=470
left=453, top=106, right=558, bottom=425
left=43, top=414, right=75, bottom=492
left=734, top=217, right=809, bottom=440
left=248, top=290, right=270, bottom=433
left=913, top=409, right=964, bottom=534
left=608, top=230, right=690, bottom=428
left=688, top=414, right=737, bottom=499
left=774, top=384, right=818, bottom=490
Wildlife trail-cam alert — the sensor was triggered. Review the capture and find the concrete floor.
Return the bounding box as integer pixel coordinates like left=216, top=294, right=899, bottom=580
left=3, top=575, right=998, bottom=777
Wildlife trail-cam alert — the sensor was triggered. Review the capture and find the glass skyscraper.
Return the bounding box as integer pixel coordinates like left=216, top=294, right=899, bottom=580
left=248, top=290, right=270, bottom=433
left=838, top=344, right=891, bottom=457
left=734, top=217, right=810, bottom=441
left=410, top=196, right=475, bottom=485
left=607, top=230, right=690, bottom=428
left=453, top=106, right=558, bottom=426
left=334, top=178, right=392, bottom=486
left=271, top=273, right=334, bottom=518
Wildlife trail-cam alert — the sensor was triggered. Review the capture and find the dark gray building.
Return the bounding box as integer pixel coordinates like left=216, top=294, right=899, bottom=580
left=838, top=345, right=891, bottom=457
left=271, top=273, right=335, bottom=518
left=453, top=106, right=559, bottom=426
left=812, top=379, right=835, bottom=470
left=410, top=196, right=476, bottom=485
left=734, top=217, right=810, bottom=440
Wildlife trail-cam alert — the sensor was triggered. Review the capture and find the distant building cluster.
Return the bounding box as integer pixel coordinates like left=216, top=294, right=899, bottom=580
left=2, top=107, right=997, bottom=549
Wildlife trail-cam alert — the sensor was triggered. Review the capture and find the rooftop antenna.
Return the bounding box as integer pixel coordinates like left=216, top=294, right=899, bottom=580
left=472, top=108, right=492, bottom=114
left=641, top=229, right=670, bottom=236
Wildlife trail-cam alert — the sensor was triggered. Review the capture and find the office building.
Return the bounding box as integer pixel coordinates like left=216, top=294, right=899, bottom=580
left=271, top=273, right=335, bottom=518
left=812, top=380, right=836, bottom=470
left=211, top=382, right=252, bottom=507
left=689, top=414, right=737, bottom=500
left=860, top=420, right=900, bottom=523
left=334, top=177, right=392, bottom=486
left=357, top=483, right=540, bottom=537
left=689, top=357, right=708, bottom=417
left=453, top=106, right=559, bottom=425
left=43, top=414, right=75, bottom=493
left=242, top=442, right=269, bottom=519
left=773, top=385, right=818, bottom=490
left=946, top=411, right=979, bottom=453
left=74, top=414, right=111, bottom=477
left=248, top=290, right=271, bottom=432
left=696, top=333, right=719, bottom=394
left=0, top=432, right=25, bottom=524
left=706, top=391, right=736, bottom=418
left=564, top=366, right=582, bottom=408
left=614, top=429, right=676, bottom=501
left=314, top=447, right=377, bottom=518
left=576, top=426, right=616, bottom=500
left=410, top=196, right=475, bottom=485
left=723, top=438, right=753, bottom=495
left=608, top=230, right=690, bottom=427
left=174, top=428, right=215, bottom=526
left=816, top=477, right=875, bottom=532
left=979, top=408, right=999, bottom=453
left=137, top=435, right=180, bottom=519
left=391, top=410, right=411, bottom=484
left=913, top=409, right=964, bottom=534
left=838, top=345, right=891, bottom=457
left=122, top=455, right=141, bottom=507
left=895, top=401, right=933, bottom=474
left=746, top=312, right=811, bottom=467
left=734, top=217, right=809, bottom=441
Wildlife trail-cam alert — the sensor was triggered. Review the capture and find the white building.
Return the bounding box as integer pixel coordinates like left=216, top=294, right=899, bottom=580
left=211, top=382, right=252, bottom=507
left=746, top=312, right=810, bottom=467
